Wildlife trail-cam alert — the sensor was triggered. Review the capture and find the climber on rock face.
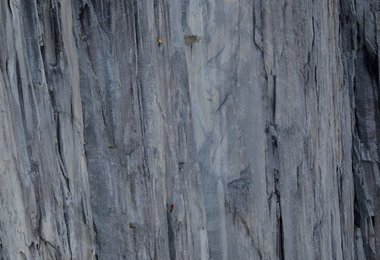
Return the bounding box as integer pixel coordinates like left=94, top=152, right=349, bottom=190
left=170, top=203, right=175, bottom=213
left=157, top=36, right=163, bottom=47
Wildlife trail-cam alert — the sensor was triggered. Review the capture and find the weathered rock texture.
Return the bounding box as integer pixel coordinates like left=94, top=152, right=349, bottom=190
left=0, top=0, right=379, bottom=259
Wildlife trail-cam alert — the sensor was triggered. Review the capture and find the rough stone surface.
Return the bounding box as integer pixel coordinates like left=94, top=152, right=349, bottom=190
left=0, top=0, right=379, bottom=259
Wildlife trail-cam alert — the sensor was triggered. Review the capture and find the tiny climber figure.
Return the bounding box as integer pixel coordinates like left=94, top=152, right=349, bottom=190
left=157, top=36, right=163, bottom=47
left=170, top=203, right=175, bottom=213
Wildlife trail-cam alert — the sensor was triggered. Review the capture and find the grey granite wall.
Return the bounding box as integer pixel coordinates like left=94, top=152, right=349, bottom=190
left=0, top=0, right=379, bottom=259
left=341, top=0, right=380, bottom=259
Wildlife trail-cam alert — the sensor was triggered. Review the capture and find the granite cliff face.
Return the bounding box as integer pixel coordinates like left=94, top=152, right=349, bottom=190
left=0, top=0, right=380, bottom=259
